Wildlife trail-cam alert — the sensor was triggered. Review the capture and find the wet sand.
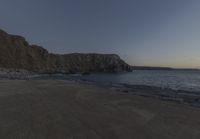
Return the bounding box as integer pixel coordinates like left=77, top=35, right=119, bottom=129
left=0, top=80, right=200, bottom=139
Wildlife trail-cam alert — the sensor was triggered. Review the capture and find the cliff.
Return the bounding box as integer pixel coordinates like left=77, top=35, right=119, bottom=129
left=0, top=29, right=132, bottom=73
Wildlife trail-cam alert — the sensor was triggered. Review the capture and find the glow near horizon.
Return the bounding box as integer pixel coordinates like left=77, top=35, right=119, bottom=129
left=125, top=1, right=200, bottom=68
left=0, top=0, right=200, bottom=68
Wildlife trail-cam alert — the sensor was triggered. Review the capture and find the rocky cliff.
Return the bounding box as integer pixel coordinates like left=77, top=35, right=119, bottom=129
left=0, top=29, right=132, bottom=73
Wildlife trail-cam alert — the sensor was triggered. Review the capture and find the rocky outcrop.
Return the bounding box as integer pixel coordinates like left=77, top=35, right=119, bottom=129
left=0, top=29, right=132, bottom=73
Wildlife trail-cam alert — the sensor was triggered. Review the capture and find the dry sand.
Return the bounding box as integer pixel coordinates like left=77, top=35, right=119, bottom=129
left=0, top=80, right=200, bottom=139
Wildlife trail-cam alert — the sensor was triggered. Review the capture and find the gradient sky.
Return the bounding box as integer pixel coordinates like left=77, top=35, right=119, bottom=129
left=0, top=0, right=200, bottom=68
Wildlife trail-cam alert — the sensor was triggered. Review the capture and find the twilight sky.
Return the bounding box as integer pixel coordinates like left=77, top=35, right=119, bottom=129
left=0, top=0, right=200, bottom=68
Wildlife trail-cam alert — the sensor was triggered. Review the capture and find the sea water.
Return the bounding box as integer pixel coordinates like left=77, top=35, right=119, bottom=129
left=77, top=70, right=200, bottom=92
left=30, top=70, right=200, bottom=92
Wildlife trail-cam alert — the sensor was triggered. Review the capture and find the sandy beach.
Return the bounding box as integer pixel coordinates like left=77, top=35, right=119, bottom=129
left=0, top=80, right=200, bottom=139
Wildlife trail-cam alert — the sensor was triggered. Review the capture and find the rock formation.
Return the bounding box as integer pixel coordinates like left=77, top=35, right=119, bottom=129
left=0, top=29, right=132, bottom=73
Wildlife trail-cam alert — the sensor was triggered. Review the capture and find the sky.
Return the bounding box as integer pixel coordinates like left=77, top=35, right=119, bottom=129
left=0, top=0, right=200, bottom=68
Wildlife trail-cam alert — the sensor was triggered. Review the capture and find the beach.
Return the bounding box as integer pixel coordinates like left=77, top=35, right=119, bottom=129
left=0, top=80, right=200, bottom=139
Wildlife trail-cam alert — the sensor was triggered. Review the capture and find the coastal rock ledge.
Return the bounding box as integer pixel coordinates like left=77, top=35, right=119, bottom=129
left=0, top=29, right=132, bottom=74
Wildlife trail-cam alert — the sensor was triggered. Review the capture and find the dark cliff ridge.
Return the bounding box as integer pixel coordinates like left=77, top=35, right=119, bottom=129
left=0, top=29, right=132, bottom=74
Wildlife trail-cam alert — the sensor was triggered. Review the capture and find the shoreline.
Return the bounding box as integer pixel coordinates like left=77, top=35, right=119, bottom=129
left=0, top=71, right=200, bottom=108
left=74, top=79, right=200, bottom=108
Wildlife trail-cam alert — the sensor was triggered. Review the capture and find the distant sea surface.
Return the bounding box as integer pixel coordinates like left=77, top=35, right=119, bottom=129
left=34, top=70, right=200, bottom=92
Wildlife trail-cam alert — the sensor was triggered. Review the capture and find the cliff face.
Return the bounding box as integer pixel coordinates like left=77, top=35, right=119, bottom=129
left=0, top=29, right=132, bottom=73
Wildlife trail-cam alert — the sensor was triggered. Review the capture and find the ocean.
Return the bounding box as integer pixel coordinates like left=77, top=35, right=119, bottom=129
left=32, top=70, right=200, bottom=92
